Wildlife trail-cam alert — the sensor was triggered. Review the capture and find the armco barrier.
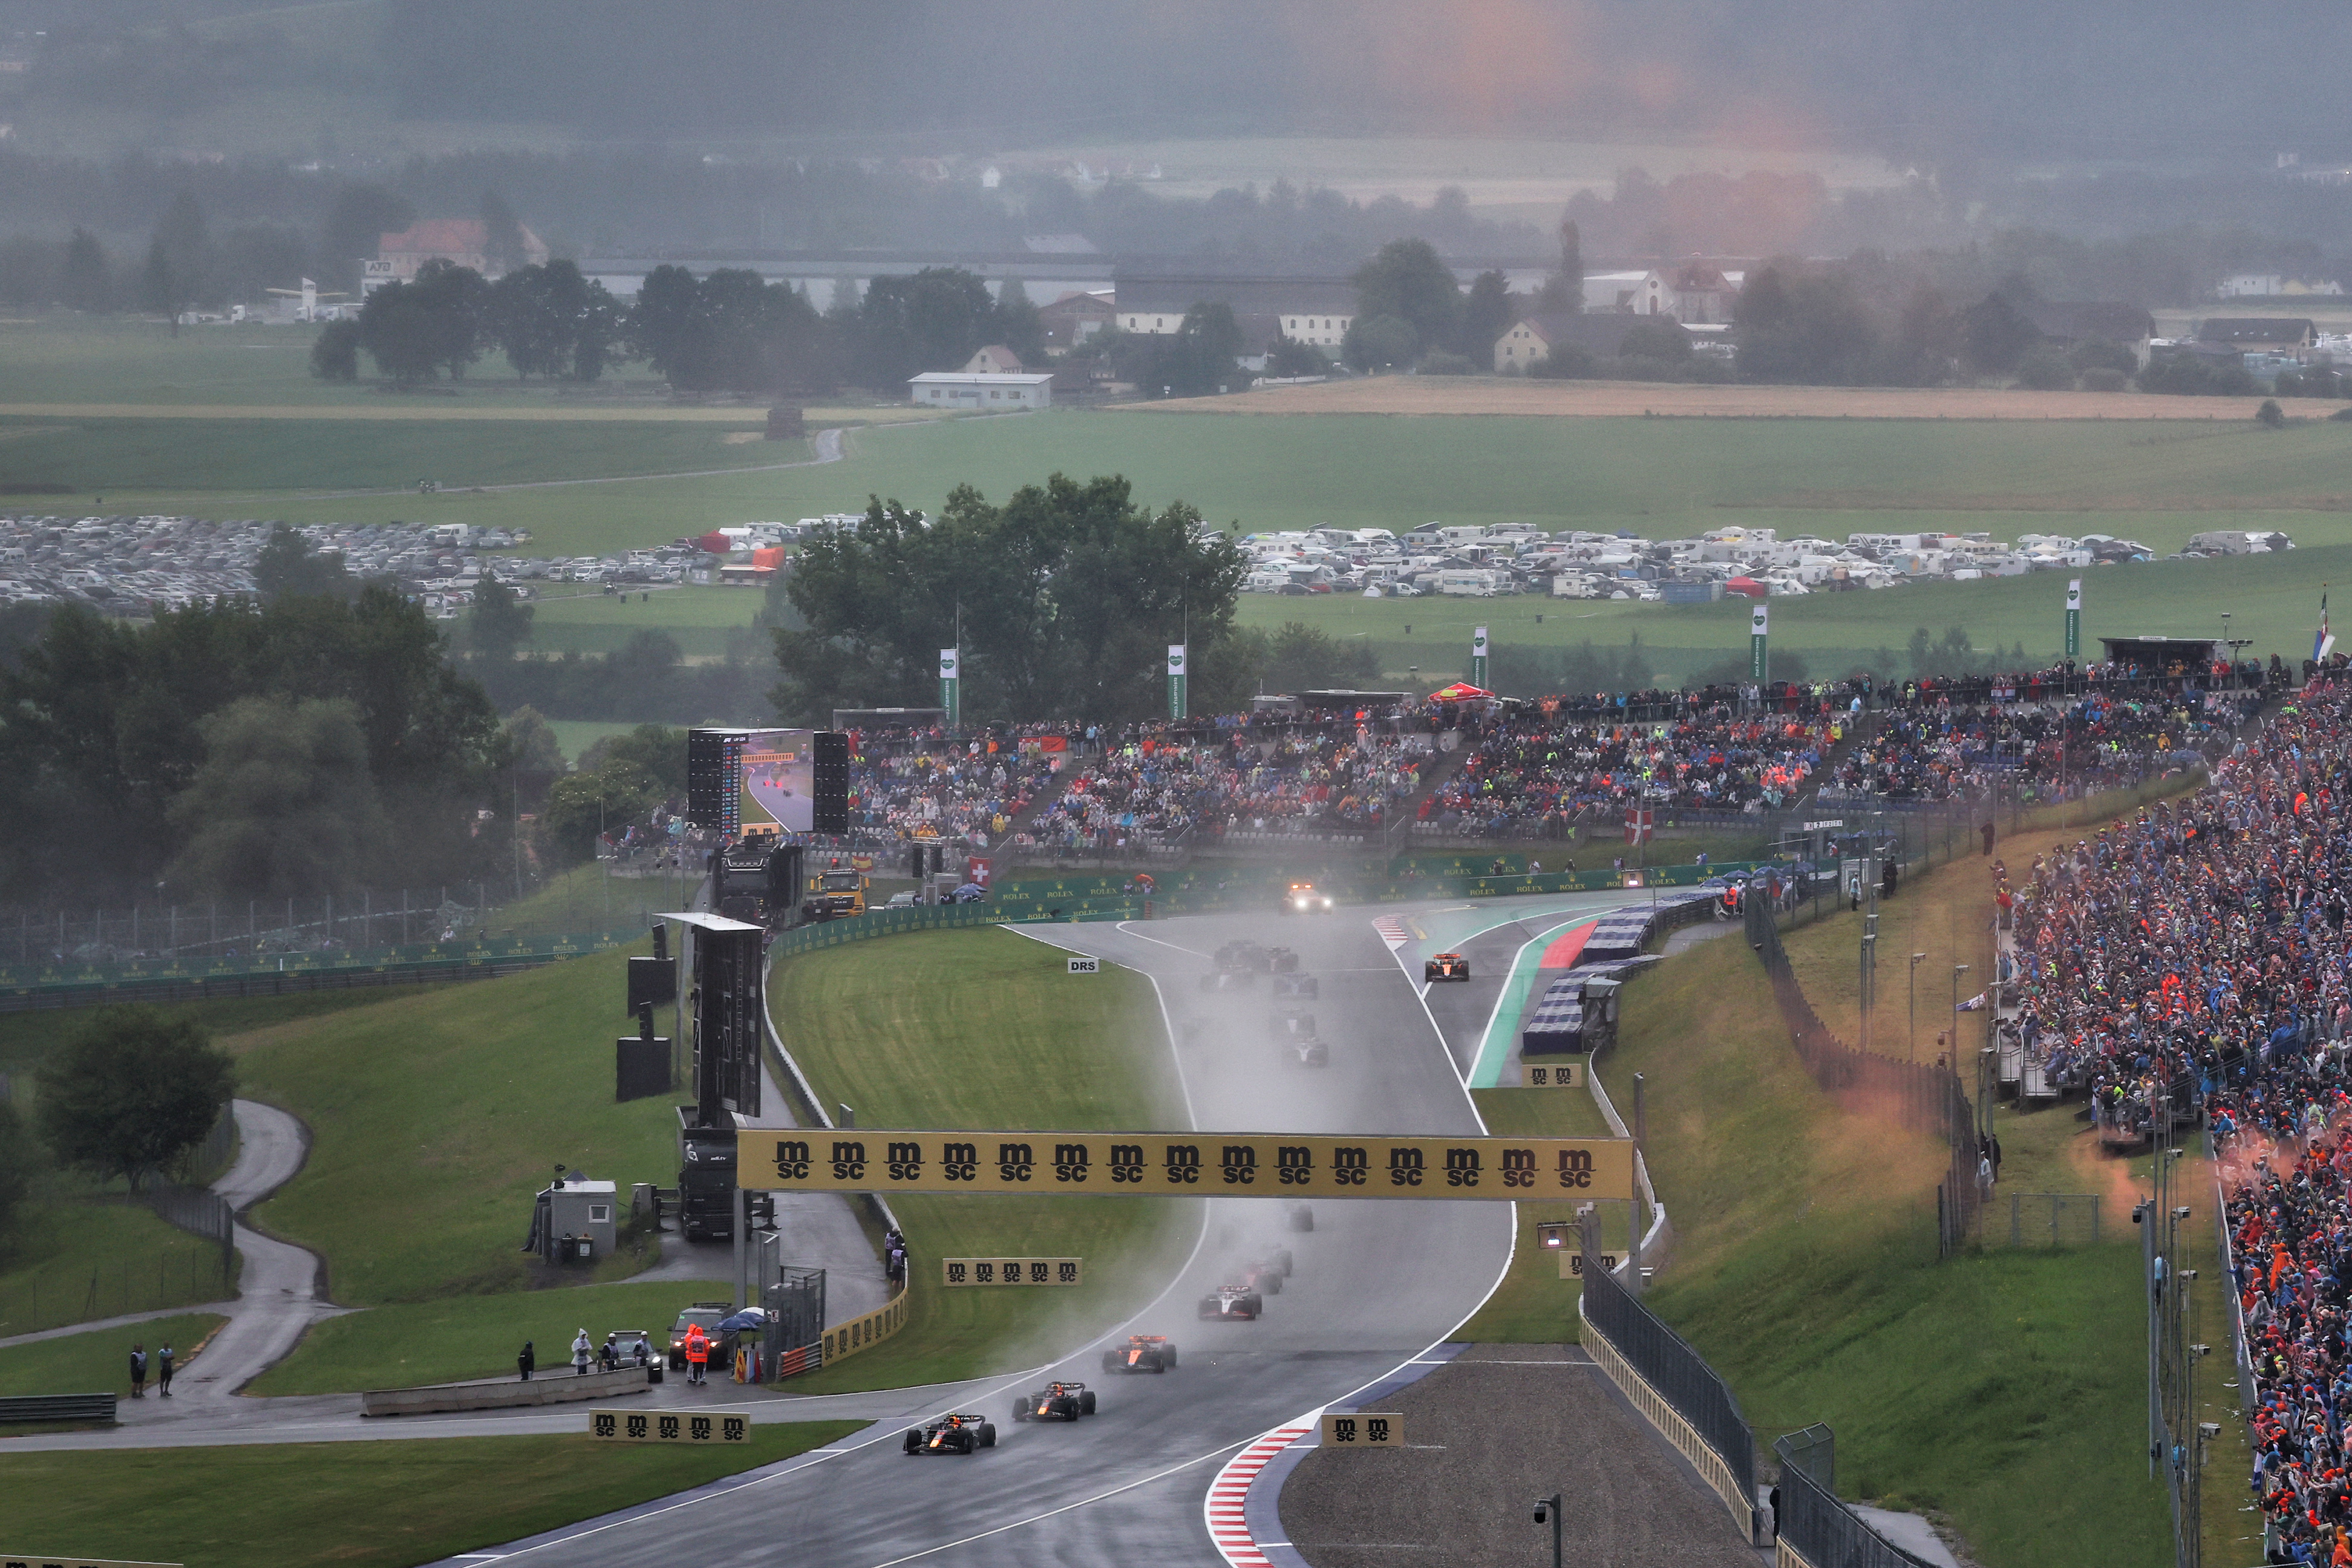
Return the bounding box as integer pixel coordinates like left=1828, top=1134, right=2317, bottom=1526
left=361, top=1365, right=653, bottom=1417
left=767, top=1284, right=911, bottom=1382
left=0, top=929, right=647, bottom=1013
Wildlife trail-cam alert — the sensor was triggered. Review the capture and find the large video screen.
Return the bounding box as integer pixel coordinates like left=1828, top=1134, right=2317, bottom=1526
left=737, top=728, right=815, bottom=834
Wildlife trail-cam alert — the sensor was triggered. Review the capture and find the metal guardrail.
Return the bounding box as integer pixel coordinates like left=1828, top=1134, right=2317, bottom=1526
left=0, top=1392, right=116, bottom=1425
left=1580, top=1250, right=1756, bottom=1508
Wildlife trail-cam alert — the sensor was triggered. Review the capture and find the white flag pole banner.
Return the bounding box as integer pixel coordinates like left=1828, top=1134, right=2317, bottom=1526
left=1167, top=644, right=1188, bottom=719
left=1749, top=603, right=1769, bottom=683
left=938, top=647, right=961, bottom=725
left=1471, top=625, right=1489, bottom=689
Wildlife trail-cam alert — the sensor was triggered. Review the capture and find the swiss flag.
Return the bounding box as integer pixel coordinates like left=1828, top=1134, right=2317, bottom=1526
left=1624, top=809, right=1655, bottom=845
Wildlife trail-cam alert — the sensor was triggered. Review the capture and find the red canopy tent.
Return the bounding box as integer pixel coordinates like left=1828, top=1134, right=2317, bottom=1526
left=1724, top=577, right=1767, bottom=600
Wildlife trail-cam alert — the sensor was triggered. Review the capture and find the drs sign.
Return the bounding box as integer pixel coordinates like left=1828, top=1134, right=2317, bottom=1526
left=1067, top=956, right=1100, bottom=975
left=1320, top=1411, right=1404, bottom=1448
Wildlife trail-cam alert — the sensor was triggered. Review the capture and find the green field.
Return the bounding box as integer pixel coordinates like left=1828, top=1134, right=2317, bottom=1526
left=1452, top=1085, right=1615, bottom=1344
left=768, top=927, right=1197, bottom=1393
left=1628, top=878, right=2167, bottom=1564
left=0, top=1422, right=862, bottom=1568
left=0, top=1312, right=227, bottom=1396
left=529, top=584, right=772, bottom=657
left=247, top=1281, right=729, bottom=1395
left=230, top=944, right=679, bottom=1305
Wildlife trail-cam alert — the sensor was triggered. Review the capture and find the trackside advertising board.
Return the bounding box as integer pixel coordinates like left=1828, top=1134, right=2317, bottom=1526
left=735, top=1131, right=1633, bottom=1201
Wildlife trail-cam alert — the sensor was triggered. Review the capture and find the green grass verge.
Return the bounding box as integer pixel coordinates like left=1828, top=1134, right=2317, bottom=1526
left=527, top=584, right=774, bottom=658
left=1452, top=1085, right=1615, bottom=1343
left=482, top=861, right=688, bottom=938
left=0, top=1422, right=863, bottom=1568
left=0, top=1201, right=241, bottom=1338
left=229, top=946, right=678, bottom=1305
left=246, top=1282, right=730, bottom=1395
left=0, top=985, right=448, bottom=1078
left=1622, top=925, right=2168, bottom=1566
left=768, top=926, right=1197, bottom=1393
left=0, top=1312, right=228, bottom=1397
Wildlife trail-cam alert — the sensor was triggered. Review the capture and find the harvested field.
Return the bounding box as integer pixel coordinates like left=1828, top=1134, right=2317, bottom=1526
left=1132, top=376, right=2352, bottom=422
left=0, top=401, right=942, bottom=424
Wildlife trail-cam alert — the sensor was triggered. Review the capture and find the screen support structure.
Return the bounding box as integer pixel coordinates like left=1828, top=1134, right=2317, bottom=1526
left=659, top=913, right=765, bottom=1128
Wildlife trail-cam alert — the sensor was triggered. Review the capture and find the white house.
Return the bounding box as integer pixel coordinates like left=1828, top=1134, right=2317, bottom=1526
left=909, top=372, right=1054, bottom=409
left=1276, top=310, right=1352, bottom=348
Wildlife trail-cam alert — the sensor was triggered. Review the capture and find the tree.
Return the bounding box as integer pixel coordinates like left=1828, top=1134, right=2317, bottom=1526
left=853, top=267, right=998, bottom=387
left=1351, top=239, right=1459, bottom=359
left=540, top=754, right=660, bottom=863
left=321, top=183, right=414, bottom=296
left=165, top=697, right=395, bottom=899
left=253, top=524, right=355, bottom=601
left=500, top=705, right=567, bottom=775
left=1458, top=270, right=1515, bottom=361
left=1263, top=336, right=1329, bottom=378
left=488, top=260, right=624, bottom=381
left=38, top=1008, right=235, bottom=1193
left=463, top=570, right=534, bottom=659
left=577, top=724, right=687, bottom=796
left=358, top=259, right=488, bottom=384
left=1733, top=262, right=1880, bottom=384
left=1961, top=290, right=2040, bottom=376
left=1618, top=318, right=1693, bottom=363
left=0, top=1100, right=38, bottom=1238
left=1535, top=217, right=1584, bottom=316
left=628, top=266, right=832, bottom=393
left=309, top=318, right=362, bottom=381
left=992, top=278, right=1045, bottom=361
left=774, top=475, right=1247, bottom=724
left=146, top=190, right=211, bottom=334
left=480, top=189, right=528, bottom=275
left=2014, top=344, right=2076, bottom=390
left=1139, top=302, right=1244, bottom=396
left=1341, top=313, right=1418, bottom=373
left=1261, top=622, right=1382, bottom=691
left=59, top=227, right=111, bottom=312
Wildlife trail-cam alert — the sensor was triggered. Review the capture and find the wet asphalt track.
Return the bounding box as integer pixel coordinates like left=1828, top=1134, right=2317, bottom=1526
left=456, top=904, right=1517, bottom=1568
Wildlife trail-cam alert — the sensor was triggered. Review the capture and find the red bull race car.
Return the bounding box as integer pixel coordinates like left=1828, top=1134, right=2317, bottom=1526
left=903, top=1413, right=997, bottom=1455
left=1011, top=1380, right=1098, bottom=1422
left=1198, top=1284, right=1265, bottom=1321
left=1244, top=1249, right=1294, bottom=1295
left=1101, top=1335, right=1179, bottom=1374
left=1425, top=952, right=1471, bottom=982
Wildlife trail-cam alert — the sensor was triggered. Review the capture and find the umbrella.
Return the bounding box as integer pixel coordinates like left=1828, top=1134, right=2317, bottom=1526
left=1428, top=681, right=1495, bottom=703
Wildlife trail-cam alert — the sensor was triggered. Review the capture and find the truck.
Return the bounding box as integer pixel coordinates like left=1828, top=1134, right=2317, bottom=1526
left=675, top=1106, right=773, bottom=1242
left=802, top=862, right=869, bottom=922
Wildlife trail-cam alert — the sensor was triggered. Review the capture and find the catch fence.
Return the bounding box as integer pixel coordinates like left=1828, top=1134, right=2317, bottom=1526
left=1985, top=1192, right=2103, bottom=1249
left=1745, top=893, right=1981, bottom=1256
left=1773, top=1427, right=1914, bottom=1568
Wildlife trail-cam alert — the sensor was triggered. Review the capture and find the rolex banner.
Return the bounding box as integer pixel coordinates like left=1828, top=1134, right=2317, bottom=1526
left=938, top=647, right=961, bottom=727
left=1749, top=603, right=1769, bottom=683
left=1471, top=626, right=1489, bottom=691
left=2065, top=578, right=2081, bottom=659
left=1168, top=644, right=1188, bottom=719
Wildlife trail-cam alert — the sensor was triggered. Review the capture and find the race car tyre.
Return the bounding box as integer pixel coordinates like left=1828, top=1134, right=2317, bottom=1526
left=1260, top=1273, right=1282, bottom=1295
left=1102, top=1350, right=1120, bottom=1373
left=1079, top=1390, right=1097, bottom=1416
left=1012, top=1402, right=1030, bottom=1422
left=1163, top=1343, right=1177, bottom=1368
left=1272, top=1248, right=1295, bottom=1275
left=1245, top=1294, right=1264, bottom=1316
left=1289, top=1205, right=1315, bottom=1233
left=903, top=1430, right=921, bottom=1455
left=978, top=1423, right=997, bottom=1448
left=954, top=1432, right=974, bottom=1454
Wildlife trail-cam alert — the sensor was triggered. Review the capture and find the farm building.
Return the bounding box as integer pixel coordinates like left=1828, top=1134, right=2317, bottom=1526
left=908, top=371, right=1054, bottom=408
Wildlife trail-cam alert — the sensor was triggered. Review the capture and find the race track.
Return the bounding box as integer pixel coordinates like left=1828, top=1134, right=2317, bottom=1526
left=445, top=903, right=1518, bottom=1567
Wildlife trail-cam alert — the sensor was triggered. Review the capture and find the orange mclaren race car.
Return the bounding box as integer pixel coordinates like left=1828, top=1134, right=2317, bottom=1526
left=1101, top=1334, right=1179, bottom=1374
left=1425, top=952, right=1471, bottom=982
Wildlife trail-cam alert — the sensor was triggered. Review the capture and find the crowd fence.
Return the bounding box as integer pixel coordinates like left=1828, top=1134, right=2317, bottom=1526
left=1985, top=1192, right=2104, bottom=1249
left=1579, top=1232, right=1756, bottom=1516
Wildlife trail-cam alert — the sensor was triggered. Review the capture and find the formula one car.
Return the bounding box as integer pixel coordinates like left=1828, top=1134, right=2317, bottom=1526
left=1284, top=882, right=1335, bottom=913
left=1272, top=973, right=1320, bottom=999
left=1425, top=952, right=1471, bottom=982
left=1243, top=1250, right=1294, bottom=1295
left=1198, top=968, right=1258, bottom=994
left=903, top=1413, right=997, bottom=1455
left=1286, top=1202, right=1315, bottom=1233
left=1293, top=1038, right=1329, bottom=1068
left=1198, top=1284, right=1265, bottom=1320
left=1267, top=1010, right=1319, bottom=1040
left=1215, top=940, right=1273, bottom=972
left=1264, top=945, right=1301, bottom=973
left=1011, top=1381, right=1097, bottom=1422
left=1102, top=1335, right=1180, bottom=1374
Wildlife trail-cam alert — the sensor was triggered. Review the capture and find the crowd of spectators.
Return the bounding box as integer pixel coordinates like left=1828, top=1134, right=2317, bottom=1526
left=1419, top=710, right=1834, bottom=837
left=1994, top=677, right=2352, bottom=1563
left=843, top=730, right=1059, bottom=847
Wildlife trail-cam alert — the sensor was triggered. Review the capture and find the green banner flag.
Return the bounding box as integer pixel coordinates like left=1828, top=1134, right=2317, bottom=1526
left=938, top=647, right=961, bottom=727
left=1471, top=625, right=1489, bottom=690
left=1168, top=644, right=1188, bottom=719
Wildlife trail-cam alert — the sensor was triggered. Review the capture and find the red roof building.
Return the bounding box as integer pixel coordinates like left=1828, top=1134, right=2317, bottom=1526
left=365, top=218, right=550, bottom=291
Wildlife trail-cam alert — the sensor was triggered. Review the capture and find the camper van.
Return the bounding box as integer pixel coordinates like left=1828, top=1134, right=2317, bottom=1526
left=1437, top=569, right=1505, bottom=597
